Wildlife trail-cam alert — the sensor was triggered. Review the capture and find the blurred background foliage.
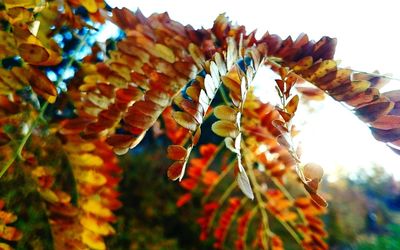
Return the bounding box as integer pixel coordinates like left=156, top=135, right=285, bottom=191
left=100, top=138, right=400, bottom=250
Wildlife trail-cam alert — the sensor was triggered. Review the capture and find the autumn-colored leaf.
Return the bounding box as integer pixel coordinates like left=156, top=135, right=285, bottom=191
left=285, top=95, right=299, bottom=114
left=214, top=105, right=237, bottom=121
left=29, top=67, right=58, bottom=103
left=167, top=160, right=185, bottom=181
left=212, top=120, right=238, bottom=138
left=355, top=97, right=394, bottom=122
left=303, top=163, right=324, bottom=182
left=167, top=145, right=187, bottom=161
left=173, top=111, right=198, bottom=131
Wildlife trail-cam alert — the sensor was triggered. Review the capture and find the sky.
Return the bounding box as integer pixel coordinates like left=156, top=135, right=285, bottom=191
left=105, top=0, right=400, bottom=179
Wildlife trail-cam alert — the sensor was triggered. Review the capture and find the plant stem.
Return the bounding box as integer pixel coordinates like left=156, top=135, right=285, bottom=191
left=202, top=159, right=235, bottom=203
left=208, top=181, right=236, bottom=229
left=243, top=152, right=270, bottom=250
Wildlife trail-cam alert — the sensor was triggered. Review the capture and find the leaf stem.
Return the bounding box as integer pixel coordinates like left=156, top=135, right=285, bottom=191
left=208, top=181, right=236, bottom=229
left=202, top=158, right=235, bottom=203
left=243, top=151, right=270, bottom=250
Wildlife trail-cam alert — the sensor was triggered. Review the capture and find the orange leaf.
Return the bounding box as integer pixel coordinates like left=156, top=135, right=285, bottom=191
left=167, top=161, right=185, bottom=181
left=285, top=95, right=299, bottom=115
left=176, top=193, right=192, bottom=207
left=167, top=145, right=187, bottom=161
left=29, top=68, right=57, bottom=103
left=172, top=111, right=198, bottom=131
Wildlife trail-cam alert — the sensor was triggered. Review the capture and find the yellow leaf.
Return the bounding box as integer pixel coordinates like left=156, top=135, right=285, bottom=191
left=82, top=229, right=106, bottom=250
left=82, top=200, right=113, bottom=219
left=81, top=0, right=98, bottom=13
left=0, top=243, right=12, bottom=250
left=188, top=43, right=205, bottom=69
left=285, top=95, right=299, bottom=115
left=212, top=120, right=238, bottom=138
left=214, top=105, right=237, bottom=121
left=69, top=153, right=104, bottom=168
left=38, top=188, right=59, bottom=204
left=80, top=215, right=115, bottom=236
left=154, top=43, right=176, bottom=63
left=63, top=142, right=96, bottom=153
left=4, top=0, right=39, bottom=9
left=78, top=170, right=107, bottom=186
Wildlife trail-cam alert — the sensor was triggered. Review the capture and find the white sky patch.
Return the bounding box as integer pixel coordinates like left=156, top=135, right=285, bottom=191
left=106, top=0, right=400, bottom=179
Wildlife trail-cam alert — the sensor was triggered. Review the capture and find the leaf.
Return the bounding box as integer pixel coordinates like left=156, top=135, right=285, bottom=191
left=221, top=75, right=241, bottom=96
left=204, top=74, right=216, bottom=99
left=82, top=229, right=106, bottom=250
left=18, top=43, right=49, bottom=65
left=188, top=43, right=205, bottom=68
left=173, top=111, right=198, bottom=131
left=29, top=67, right=57, bottom=103
left=303, top=163, right=324, bottom=182
left=293, top=56, right=313, bottom=71
left=167, top=145, right=187, bottom=160
left=237, top=170, right=254, bottom=200
left=154, top=43, right=176, bottom=63
left=354, top=98, right=394, bottom=122
left=275, top=79, right=285, bottom=94
left=226, top=37, right=238, bottom=70
left=224, top=137, right=237, bottom=153
left=210, top=61, right=221, bottom=89
left=371, top=115, right=400, bottom=130
left=80, top=215, right=115, bottom=236
left=167, top=161, right=185, bottom=181
left=370, top=127, right=400, bottom=142
left=4, top=0, right=38, bottom=9
left=285, top=95, right=299, bottom=114
left=214, top=105, right=237, bottom=121
left=82, top=200, right=113, bottom=219
left=212, top=120, right=238, bottom=138
left=81, top=0, right=98, bottom=13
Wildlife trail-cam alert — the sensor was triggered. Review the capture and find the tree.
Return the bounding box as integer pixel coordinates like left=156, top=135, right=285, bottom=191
left=0, top=1, right=398, bottom=249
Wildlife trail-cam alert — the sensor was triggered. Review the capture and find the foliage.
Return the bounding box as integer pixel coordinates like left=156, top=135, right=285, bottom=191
left=0, top=1, right=398, bottom=249
left=322, top=167, right=400, bottom=249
